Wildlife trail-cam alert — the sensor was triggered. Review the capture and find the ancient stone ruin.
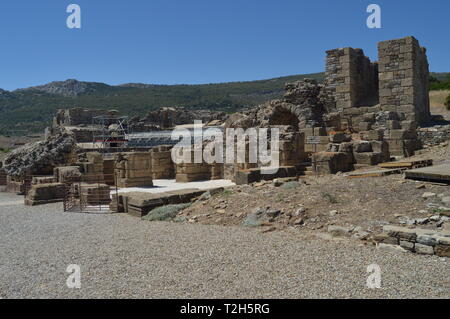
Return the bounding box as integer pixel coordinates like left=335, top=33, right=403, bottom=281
left=1, top=35, right=449, bottom=260
left=3, top=129, right=76, bottom=177
left=0, top=36, right=440, bottom=211
left=225, top=36, right=431, bottom=174
left=129, top=107, right=227, bottom=131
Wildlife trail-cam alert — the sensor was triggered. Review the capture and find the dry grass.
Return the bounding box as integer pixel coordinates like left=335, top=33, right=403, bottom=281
left=430, top=90, right=449, bottom=108
left=429, top=90, right=450, bottom=119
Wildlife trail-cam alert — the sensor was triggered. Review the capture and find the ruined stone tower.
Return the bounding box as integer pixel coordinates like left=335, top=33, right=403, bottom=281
left=324, top=36, right=430, bottom=127
left=378, top=36, right=430, bottom=123
left=325, top=47, right=379, bottom=110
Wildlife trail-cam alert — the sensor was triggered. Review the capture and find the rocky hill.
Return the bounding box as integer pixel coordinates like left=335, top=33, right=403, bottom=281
left=0, top=72, right=448, bottom=135
left=14, top=79, right=116, bottom=97
left=0, top=73, right=325, bottom=135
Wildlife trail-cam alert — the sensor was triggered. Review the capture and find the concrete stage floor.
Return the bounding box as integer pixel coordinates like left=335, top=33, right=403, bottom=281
left=116, top=179, right=235, bottom=194
left=405, top=163, right=450, bottom=183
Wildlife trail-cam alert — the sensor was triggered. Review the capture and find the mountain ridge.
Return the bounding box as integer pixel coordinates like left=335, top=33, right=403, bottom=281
left=0, top=71, right=448, bottom=135
left=4, top=71, right=449, bottom=96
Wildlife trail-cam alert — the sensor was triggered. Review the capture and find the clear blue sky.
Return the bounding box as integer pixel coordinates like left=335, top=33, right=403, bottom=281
left=0, top=0, right=448, bottom=91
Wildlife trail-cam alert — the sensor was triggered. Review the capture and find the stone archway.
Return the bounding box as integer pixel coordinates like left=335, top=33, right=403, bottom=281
left=265, top=102, right=316, bottom=131
left=268, top=105, right=300, bottom=130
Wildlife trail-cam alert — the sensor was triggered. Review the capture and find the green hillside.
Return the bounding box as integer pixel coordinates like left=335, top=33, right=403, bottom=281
left=0, top=71, right=448, bottom=135
left=0, top=73, right=324, bottom=135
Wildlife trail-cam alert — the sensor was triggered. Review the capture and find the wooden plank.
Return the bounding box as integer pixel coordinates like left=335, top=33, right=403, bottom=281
left=378, top=159, right=433, bottom=169
left=378, top=162, right=413, bottom=168
left=347, top=168, right=402, bottom=178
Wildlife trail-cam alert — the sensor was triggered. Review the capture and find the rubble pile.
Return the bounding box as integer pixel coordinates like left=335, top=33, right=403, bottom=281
left=418, top=124, right=450, bottom=146
left=129, top=107, right=227, bottom=131
left=3, top=130, right=76, bottom=177
left=225, top=79, right=327, bottom=130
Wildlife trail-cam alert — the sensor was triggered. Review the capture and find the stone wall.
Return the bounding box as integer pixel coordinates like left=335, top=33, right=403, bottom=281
left=6, top=176, right=25, bottom=194
left=103, top=159, right=115, bottom=185
left=174, top=146, right=210, bottom=183
left=3, top=130, right=76, bottom=177
left=418, top=125, right=450, bottom=146
left=378, top=36, right=430, bottom=123
left=378, top=225, right=449, bottom=257
left=312, top=152, right=354, bottom=175
left=24, top=183, right=66, bottom=206
left=325, top=48, right=378, bottom=110
left=279, top=131, right=306, bottom=167
left=151, top=146, right=175, bottom=179
left=130, top=107, right=227, bottom=131
left=226, top=79, right=327, bottom=131
left=65, top=127, right=104, bottom=143
left=79, top=183, right=111, bottom=205
left=0, top=163, right=6, bottom=186
left=53, top=108, right=115, bottom=126
left=76, top=152, right=105, bottom=183
left=176, top=162, right=211, bottom=183
left=54, top=166, right=82, bottom=184
left=115, top=152, right=153, bottom=188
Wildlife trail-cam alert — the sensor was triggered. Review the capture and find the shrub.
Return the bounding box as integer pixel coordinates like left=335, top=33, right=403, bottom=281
left=446, top=94, right=450, bottom=110
left=322, top=192, right=338, bottom=204
left=222, top=189, right=233, bottom=196
left=281, top=181, right=300, bottom=190
left=142, top=203, right=191, bottom=221
left=242, top=213, right=263, bottom=227
left=429, top=75, right=450, bottom=91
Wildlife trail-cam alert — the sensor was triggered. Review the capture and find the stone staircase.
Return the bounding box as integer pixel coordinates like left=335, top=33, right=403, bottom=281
left=296, top=161, right=314, bottom=176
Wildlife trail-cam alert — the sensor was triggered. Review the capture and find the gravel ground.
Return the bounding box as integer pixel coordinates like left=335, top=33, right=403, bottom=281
left=0, top=192, right=448, bottom=299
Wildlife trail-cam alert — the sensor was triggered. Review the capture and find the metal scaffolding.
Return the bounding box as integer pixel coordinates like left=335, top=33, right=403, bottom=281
left=92, top=115, right=129, bottom=150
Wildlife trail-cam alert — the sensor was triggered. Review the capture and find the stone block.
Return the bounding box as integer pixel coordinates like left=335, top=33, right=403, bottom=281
left=260, top=166, right=297, bottom=181
left=25, top=183, right=66, bottom=206
left=86, top=152, right=103, bottom=164
left=54, top=166, right=82, bottom=183
left=377, top=243, right=407, bottom=254
left=0, top=169, right=6, bottom=186
left=434, top=245, right=450, bottom=257
left=235, top=169, right=261, bottom=185
left=358, top=122, right=372, bottom=131
left=353, top=141, right=373, bottom=153
left=338, top=142, right=353, bottom=153
left=383, top=225, right=417, bottom=241
left=80, top=183, right=111, bottom=205
left=414, top=243, right=434, bottom=255
left=399, top=240, right=415, bottom=252
left=370, top=141, right=390, bottom=162
left=387, top=120, right=401, bottom=130
left=361, top=130, right=383, bottom=141
left=32, top=176, right=57, bottom=185
left=115, top=152, right=153, bottom=187
left=329, top=132, right=348, bottom=143
left=387, top=130, right=416, bottom=140
left=127, top=193, right=166, bottom=209
left=372, top=233, right=399, bottom=245
left=313, top=127, right=327, bottom=136
left=312, top=152, right=353, bottom=175
left=401, top=121, right=417, bottom=131
left=416, top=234, right=438, bottom=246
left=328, top=225, right=352, bottom=237
left=353, top=152, right=382, bottom=165
left=176, top=173, right=210, bottom=183
left=166, top=189, right=206, bottom=204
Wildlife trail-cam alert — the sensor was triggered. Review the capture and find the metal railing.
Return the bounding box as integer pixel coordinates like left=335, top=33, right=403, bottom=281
left=63, top=174, right=119, bottom=214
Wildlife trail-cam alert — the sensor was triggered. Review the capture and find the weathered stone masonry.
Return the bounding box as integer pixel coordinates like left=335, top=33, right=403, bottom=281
left=325, top=36, right=430, bottom=128
left=378, top=37, right=430, bottom=123
left=326, top=47, right=379, bottom=110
